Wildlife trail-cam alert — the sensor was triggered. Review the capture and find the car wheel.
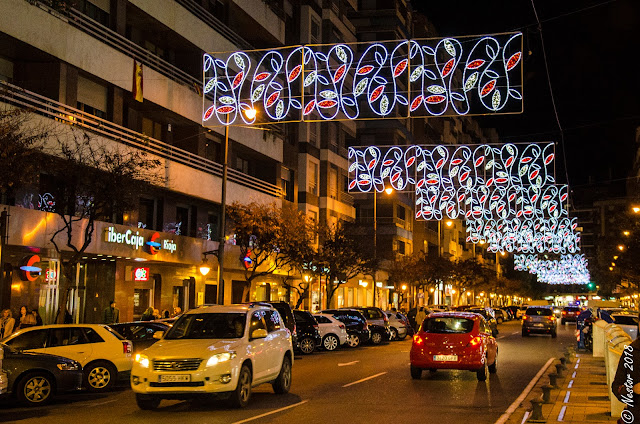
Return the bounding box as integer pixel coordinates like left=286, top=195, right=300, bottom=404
left=298, top=337, right=315, bottom=354
left=347, top=334, right=360, bottom=348
left=389, top=327, right=398, bottom=341
left=477, top=358, right=488, bottom=381
left=397, top=331, right=407, bottom=341
left=489, top=351, right=498, bottom=374
left=323, top=334, right=339, bottom=351
left=522, top=329, right=528, bottom=337
left=229, top=365, right=252, bottom=408
left=135, top=394, right=161, bottom=410
left=17, top=372, right=53, bottom=406
left=272, top=356, right=292, bottom=394
left=371, top=331, right=383, bottom=345
left=410, top=366, right=422, bottom=380
left=85, top=361, right=116, bottom=392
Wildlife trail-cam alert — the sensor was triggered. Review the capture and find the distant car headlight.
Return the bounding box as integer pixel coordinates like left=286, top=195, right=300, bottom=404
left=134, top=354, right=150, bottom=368
left=57, top=362, right=80, bottom=371
left=206, top=352, right=236, bottom=367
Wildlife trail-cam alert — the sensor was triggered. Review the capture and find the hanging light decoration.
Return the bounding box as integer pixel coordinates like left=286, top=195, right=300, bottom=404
left=514, top=254, right=589, bottom=284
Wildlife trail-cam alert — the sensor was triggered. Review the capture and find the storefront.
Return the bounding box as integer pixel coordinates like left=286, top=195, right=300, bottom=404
left=0, top=206, right=218, bottom=324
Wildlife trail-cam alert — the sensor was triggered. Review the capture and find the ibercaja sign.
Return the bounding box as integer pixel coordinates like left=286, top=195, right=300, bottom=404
left=104, top=226, right=178, bottom=256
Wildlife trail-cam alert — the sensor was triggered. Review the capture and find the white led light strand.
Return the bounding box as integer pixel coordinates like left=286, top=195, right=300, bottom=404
left=203, top=33, right=523, bottom=125
left=514, top=254, right=590, bottom=285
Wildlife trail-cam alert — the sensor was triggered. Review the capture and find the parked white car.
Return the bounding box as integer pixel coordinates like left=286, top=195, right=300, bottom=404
left=131, top=304, right=294, bottom=409
left=313, top=313, right=348, bottom=351
left=1, top=324, right=132, bottom=392
left=384, top=311, right=409, bottom=340
left=0, top=344, right=7, bottom=395
left=611, top=314, right=639, bottom=340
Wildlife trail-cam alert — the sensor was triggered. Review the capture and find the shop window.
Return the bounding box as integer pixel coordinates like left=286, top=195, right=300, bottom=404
left=77, top=75, right=107, bottom=119
left=76, top=0, right=110, bottom=26
left=308, top=161, right=318, bottom=195
left=397, top=240, right=406, bottom=255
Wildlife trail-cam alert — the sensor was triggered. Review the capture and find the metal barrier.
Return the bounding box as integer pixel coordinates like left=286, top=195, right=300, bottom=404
left=603, top=323, right=632, bottom=418
left=592, top=319, right=607, bottom=357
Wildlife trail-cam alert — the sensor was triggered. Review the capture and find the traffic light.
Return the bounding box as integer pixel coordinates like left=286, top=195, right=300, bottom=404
left=586, top=282, right=596, bottom=291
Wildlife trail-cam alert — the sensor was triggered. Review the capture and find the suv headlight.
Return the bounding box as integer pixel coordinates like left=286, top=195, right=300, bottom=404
left=206, top=352, right=236, bottom=367
left=57, top=362, right=79, bottom=371
left=134, top=354, right=150, bottom=368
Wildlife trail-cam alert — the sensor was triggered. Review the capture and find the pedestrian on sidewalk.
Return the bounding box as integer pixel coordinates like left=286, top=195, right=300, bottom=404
left=415, top=306, right=427, bottom=331
left=612, top=313, right=640, bottom=423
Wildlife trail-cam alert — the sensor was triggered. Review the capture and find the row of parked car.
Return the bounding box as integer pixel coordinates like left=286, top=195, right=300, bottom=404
left=0, top=303, right=411, bottom=407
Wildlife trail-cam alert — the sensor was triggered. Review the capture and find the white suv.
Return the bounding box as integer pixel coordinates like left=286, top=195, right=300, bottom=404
left=131, top=304, right=294, bottom=409
left=1, top=324, right=133, bottom=392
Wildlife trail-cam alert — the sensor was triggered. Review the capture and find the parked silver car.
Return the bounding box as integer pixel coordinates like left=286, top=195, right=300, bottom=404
left=384, top=311, right=409, bottom=340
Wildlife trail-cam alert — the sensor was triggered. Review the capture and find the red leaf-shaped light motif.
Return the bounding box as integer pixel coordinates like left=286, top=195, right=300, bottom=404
left=560, top=193, right=568, bottom=202
left=358, top=180, right=369, bottom=186
left=217, top=106, right=234, bottom=114
left=442, top=58, right=455, bottom=77
left=531, top=194, right=538, bottom=203
left=474, top=157, right=484, bottom=167
left=391, top=172, right=401, bottom=183
left=508, top=193, right=516, bottom=201
left=460, top=171, right=470, bottom=182
left=410, top=96, right=423, bottom=111
left=429, top=195, right=437, bottom=203
left=545, top=153, right=555, bottom=165
left=521, top=156, right=532, bottom=164
left=393, top=59, right=408, bottom=77
left=529, top=169, right=540, bottom=180
left=368, top=159, right=376, bottom=169
left=406, top=157, right=415, bottom=167
left=357, top=65, right=374, bottom=75
left=255, top=72, right=270, bottom=82
left=318, top=100, right=338, bottom=108
left=436, top=158, right=445, bottom=169
left=506, top=52, right=522, bottom=71
left=452, top=159, right=463, bottom=166
left=383, top=160, right=394, bottom=166
left=458, top=194, right=465, bottom=202
left=447, top=205, right=455, bottom=213
left=542, top=195, right=551, bottom=200
left=417, top=179, right=425, bottom=188
left=334, top=64, right=346, bottom=82
left=426, top=179, right=438, bottom=185
left=348, top=180, right=357, bottom=190
left=497, top=205, right=504, bottom=213
left=549, top=204, right=556, bottom=213
left=480, top=80, right=496, bottom=97
left=486, top=178, right=494, bottom=187
left=426, top=95, right=446, bottom=104
left=370, top=85, right=385, bottom=103
left=480, top=195, right=487, bottom=203
left=288, top=65, right=302, bottom=82
left=496, top=178, right=508, bottom=183
left=505, top=156, right=514, bottom=167
left=467, top=59, right=485, bottom=69
left=203, top=105, right=215, bottom=121
left=266, top=91, right=280, bottom=107
left=416, top=211, right=423, bottom=219
left=232, top=72, right=244, bottom=89
left=303, top=100, right=316, bottom=115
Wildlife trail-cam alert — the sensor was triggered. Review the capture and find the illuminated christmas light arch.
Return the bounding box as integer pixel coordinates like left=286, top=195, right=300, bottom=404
left=514, top=254, right=589, bottom=285
left=202, top=32, right=523, bottom=126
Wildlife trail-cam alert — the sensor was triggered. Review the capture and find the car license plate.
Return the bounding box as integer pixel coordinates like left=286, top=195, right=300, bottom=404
left=433, top=355, right=457, bottom=362
left=159, top=374, right=191, bottom=383
left=533, top=323, right=544, bottom=327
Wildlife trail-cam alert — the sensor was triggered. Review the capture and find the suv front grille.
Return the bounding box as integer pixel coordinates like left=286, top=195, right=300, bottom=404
left=153, top=359, right=203, bottom=371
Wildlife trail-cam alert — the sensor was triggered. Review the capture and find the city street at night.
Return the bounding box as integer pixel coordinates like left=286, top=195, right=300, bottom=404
left=0, top=320, right=576, bottom=424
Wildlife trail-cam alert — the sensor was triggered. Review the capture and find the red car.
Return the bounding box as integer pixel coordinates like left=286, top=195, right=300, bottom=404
left=410, top=312, right=498, bottom=381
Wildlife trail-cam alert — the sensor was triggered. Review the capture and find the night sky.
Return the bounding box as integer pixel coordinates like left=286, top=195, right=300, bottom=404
left=414, top=0, right=640, bottom=202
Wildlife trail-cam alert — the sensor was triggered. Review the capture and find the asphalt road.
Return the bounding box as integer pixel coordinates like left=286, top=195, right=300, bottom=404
left=0, top=319, right=578, bottom=424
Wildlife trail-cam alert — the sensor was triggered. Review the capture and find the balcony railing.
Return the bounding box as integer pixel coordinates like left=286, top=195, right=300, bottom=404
left=0, top=81, right=282, bottom=198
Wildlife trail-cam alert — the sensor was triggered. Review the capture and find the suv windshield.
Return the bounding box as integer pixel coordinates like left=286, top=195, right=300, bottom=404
left=164, top=313, right=246, bottom=339
left=526, top=308, right=553, bottom=316
left=423, top=317, right=474, bottom=334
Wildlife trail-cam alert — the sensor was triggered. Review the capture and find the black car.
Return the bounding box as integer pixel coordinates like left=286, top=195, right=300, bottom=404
left=321, top=309, right=371, bottom=348
left=262, top=301, right=297, bottom=349
left=108, top=322, right=171, bottom=354
left=292, top=310, right=322, bottom=354
left=345, top=307, right=390, bottom=345
left=0, top=342, right=83, bottom=406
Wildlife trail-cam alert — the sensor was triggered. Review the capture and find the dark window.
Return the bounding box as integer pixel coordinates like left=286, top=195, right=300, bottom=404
left=397, top=240, right=406, bottom=255
left=104, top=326, right=124, bottom=340
left=176, top=206, right=190, bottom=236
left=293, top=311, right=312, bottom=323
left=6, top=329, right=48, bottom=349
left=49, top=328, right=89, bottom=347
left=165, top=313, right=246, bottom=339
left=76, top=0, right=110, bottom=26
left=396, top=205, right=406, bottom=221
left=613, top=316, right=639, bottom=326
left=139, top=198, right=155, bottom=229
left=526, top=308, right=553, bottom=316
left=250, top=311, right=267, bottom=333
left=315, top=316, right=331, bottom=324
left=361, top=308, right=383, bottom=319
left=265, top=310, right=282, bottom=332
left=423, top=317, right=474, bottom=334
left=84, top=327, right=104, bottom=343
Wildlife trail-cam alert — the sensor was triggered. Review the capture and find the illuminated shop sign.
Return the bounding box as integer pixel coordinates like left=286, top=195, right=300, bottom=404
left=133, top=267, right=150, bottom=281
left=19, top=255, right=41, bottom=282
left=105, top=227, right=177, bottom=255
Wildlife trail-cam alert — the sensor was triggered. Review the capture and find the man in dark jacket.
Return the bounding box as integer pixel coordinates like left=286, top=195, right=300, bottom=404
left=102, top=300, right=120, bottom=324
left=612, top=323, right=640, bottom=423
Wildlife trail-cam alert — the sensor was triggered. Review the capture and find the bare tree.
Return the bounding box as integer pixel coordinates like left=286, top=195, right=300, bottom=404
left=49, top=132, right=163, bottom=322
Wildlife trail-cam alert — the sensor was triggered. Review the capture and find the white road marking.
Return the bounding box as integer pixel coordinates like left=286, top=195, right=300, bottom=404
left=558, top=405, right=567, bottom=421
left=87, top=399, right=118, bottom=407
left=512, top=331, right=520, bottom=335
left=342, top=372, right=387, bottom=388
left=230, top=400, right=309, bottom=424
left=568, top=380, right=573, bottom=388
left=493, top=357, right=556, bottom=424
left=338, top=361, right=359, bottom=367
left=563, top=391, right=571, bottom=403
left=572, top=371, right=577, bottom=378
left=520, top=411, right=530, bottom=424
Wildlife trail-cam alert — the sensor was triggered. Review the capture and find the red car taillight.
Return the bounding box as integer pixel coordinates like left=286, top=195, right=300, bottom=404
left=522, top=315, right=529, bottom=320
left=467, top=336, right=482, bottom=347
left=562, top=311, right=567, bottom=315
left=548, top=316, right=556, bottom=321
left=338, top=324, right=345, bottom=329
left=413, top=334, right=424, bottom=345
left=123, top=341, right=132, bottom=354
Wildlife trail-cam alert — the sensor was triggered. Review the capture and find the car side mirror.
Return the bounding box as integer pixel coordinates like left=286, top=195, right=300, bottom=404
left=251, top=328, right=268, bottom=340
left=153, top=331, right=164, bottom=340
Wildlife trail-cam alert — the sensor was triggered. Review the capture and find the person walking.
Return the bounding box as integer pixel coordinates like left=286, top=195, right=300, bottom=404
left=102, top=300, right=120, bottom=324
left=172, top=306, right=182, bottom=318
left=0, top=309, right=15, bottom=339
left=414, top=306, right=427, bottom=331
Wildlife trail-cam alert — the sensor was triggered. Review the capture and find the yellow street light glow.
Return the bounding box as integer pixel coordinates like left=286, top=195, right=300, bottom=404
left=244, top=108, right=257, bottom=120
left=609, top=267, right=614, bottom=271
left=624, top=231, right=630, bottom=236
left=612, top=262, right=616, bottom=267
left=466, top=291, right=471, bottom=296
left=618, top=245, right=625, bottom=251
left=500, top=252, right=506, bottom=256
left=401, top=284, right=407, bottom=291
left=429, top=287, right=435, bottom=293
left=633, top=207, right=640, bottom=213
left=451, top=289, right=456, bottom=294
left=445, top=220, right=453, bottom=227
left=199, top=260, right=211, bottom=276
left=479, top=240, right=486, bottom=245
left=385, top=187, right=393, bottom=195
left=614, top=256, right=619, bottom=260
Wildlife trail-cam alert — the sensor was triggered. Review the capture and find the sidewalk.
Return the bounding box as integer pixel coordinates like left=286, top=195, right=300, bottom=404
left=504, top=351, right=618, bottom=423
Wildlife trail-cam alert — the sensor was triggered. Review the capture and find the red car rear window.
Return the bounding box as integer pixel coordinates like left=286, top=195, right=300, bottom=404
left=423, top=317, right=474, bottom=334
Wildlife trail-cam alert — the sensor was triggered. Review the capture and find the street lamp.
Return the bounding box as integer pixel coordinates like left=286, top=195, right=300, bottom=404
left=624, top=231, right=630, bottom=236
left=618, top=245, right=625, bottom=252
left=633, top=206, right=640, bottom=213
left=373, top=187, right=393, bottom=306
